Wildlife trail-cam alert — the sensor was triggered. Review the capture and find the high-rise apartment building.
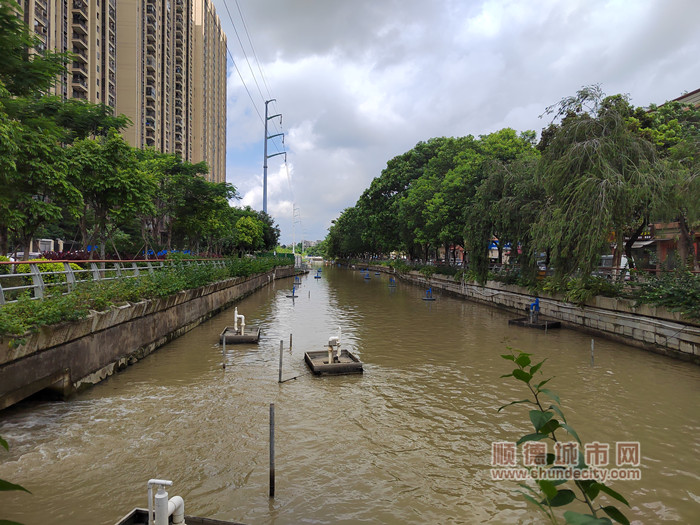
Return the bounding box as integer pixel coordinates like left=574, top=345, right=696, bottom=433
left=20, top=0, right=227, bottom=183
left=22, top=0, right=118, bottom=106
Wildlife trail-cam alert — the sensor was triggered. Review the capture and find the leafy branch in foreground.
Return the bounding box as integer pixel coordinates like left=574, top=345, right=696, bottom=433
left=1, top=435, right=30, bottom=525
left=499, top=351, right=631, bottom=525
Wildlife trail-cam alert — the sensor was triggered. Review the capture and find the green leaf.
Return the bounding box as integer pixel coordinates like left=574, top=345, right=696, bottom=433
left=501, top=354, right=516, bottom=361
left=500, top=373, right=514, bottom=378
left=0, top=436, right=7, bottom=451
left=517, top=432, right=550, bottom=445
left=529, top=410, right=554, bottom=432
left=0, top=479, right=31, bottom=493
left=563, top=510, right=613, bottom=524
left=601, top=506, right=630, bottom=525
left=0, top=520, right=27, bottom=525
left=515, top=354, right=531, bottom=368
left=530, top=359, right=546, bottom=375
left=536, top=377, right=553, bottom=389
left=498, top=399, right=533, bottom=412
left=539, top=388, right=560, bottom=405
left=579, top=480, right=599, bottom=500
left=594, top=483, right=630, bottom=506
left=548, top=489, right=576, bottom=507
left=512, top=369, right=533, bottom=383
left=537, top=479, right=558, bottom=500
left=560, top=423, right=581, bottom=444
left=549, top=404, right=568, bottom=425
left=520, top=492, right=547, bottom=513
left=538, top=419, right=561, bottom=434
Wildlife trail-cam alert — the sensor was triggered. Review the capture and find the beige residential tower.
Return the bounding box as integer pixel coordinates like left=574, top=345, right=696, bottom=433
left=21, top=0, right=227, bottom=183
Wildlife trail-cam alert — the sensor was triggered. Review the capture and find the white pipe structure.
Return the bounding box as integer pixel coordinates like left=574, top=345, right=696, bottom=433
left=147, top=479, right=186, bottom=525
left=233, top=307, right=246, bottom=335
left=327, top=327, right=342, bottom=362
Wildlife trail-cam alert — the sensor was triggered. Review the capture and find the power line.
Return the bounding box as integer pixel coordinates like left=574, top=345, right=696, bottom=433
left=221, top=1, right=266, bottom=106
left=234, top=0, right=273, bottom=101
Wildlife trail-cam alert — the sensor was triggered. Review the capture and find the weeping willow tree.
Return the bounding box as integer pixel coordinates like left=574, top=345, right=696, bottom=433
left=533, top=86, right=659, bottom=278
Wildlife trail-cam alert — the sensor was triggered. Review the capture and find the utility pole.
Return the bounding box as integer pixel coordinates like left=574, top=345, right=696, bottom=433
left=292, top=205, right=300, bottom=258
left=263, top=99, right=285, bottom=214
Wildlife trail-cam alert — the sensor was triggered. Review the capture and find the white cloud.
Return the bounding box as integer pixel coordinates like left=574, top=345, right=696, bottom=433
left=213, top=0, right=700, bottom=243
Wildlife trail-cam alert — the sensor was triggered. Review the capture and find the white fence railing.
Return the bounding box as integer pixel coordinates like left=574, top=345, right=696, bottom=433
left=0, top=259, right=227, bottom=305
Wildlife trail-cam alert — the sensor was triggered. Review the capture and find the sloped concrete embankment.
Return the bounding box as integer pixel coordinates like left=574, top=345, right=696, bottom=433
left=371, top=266, right=700, bottom=364
left=0, top=266, right=298, bottom=410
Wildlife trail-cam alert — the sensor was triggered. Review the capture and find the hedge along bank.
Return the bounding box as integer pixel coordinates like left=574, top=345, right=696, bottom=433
left=0, top=265, right=300, bottom=411
left=368, top=265, right=700, bottom=364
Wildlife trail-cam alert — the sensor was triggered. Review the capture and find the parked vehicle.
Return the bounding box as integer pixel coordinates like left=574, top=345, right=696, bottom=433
left=595, top=255, right=630, bottom=280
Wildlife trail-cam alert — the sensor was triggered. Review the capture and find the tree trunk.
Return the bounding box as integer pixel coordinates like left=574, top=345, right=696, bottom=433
left=678, top=216, right=695, bottom=270
left=624, top=218, right=647, bottom=271
left=0, top=225, right=8, bottom=255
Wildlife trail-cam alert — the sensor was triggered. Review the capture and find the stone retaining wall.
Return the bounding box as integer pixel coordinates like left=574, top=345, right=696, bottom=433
left=370, top=266, right=700, bottom=364
left=0, top=266, right=298, bottom=410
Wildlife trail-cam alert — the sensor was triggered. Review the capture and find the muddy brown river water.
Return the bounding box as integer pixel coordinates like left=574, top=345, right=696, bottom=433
left=1, top=265, right=699, bottom=524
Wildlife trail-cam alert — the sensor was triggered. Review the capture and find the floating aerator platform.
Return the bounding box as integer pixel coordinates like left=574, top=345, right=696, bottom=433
left=220, top=307, right=261, bottom=344
left=304, top=328, right=363, bottom=376
left=508, top=298, right=561, bottom=330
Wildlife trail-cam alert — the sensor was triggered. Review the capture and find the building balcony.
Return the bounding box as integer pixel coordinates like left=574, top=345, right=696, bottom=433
left=145, top=119, right=155, bottom=129
left=72, top=32, right=88, bottom=48
left=34, top=23, right=48, bottom=37
left=72, top=0, right=87, bottom=15
left=71, top=75, right=88, bottom=90
left=146, top=57, right=156, bottom=71
left=35, top=7, right=49, bottom=25
left=72, top=16, right=87, bottom=34
left=145, top=87, right=156, bottom=100
left=71, top=61, right=87, bottom=74
left=72, top=90, right=87, bottom=100
left=72, top=47, right=88, bottom=62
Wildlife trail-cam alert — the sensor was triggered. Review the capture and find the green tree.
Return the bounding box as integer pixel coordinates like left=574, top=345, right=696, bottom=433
left=1, top=119, right=81, bottom=259
left=66, top=129, right=155, bottom=258
left=255, top=210, right=281, bottom=251
left=465, top=129, right=541, bottom=280
left=234, top=215, right=264, bottom=253
left=639, top=101, right=700, bottom=269
left=0, top=1, right=67, bottom=97
left=532, top=88, right=658, bottom=279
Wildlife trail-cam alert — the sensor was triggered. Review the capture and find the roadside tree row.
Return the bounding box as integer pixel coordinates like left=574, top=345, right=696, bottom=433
left=0, top=3, right=279, bottom=260
left=326, top=85, right=699, bottom=282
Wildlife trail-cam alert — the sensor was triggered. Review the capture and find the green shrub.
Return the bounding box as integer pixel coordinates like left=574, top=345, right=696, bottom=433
left=0, top=255, right=11, bottom=276
left=632, top=270, right=700, bottom=320
left=0, top=256, right=290, bottom=341
left=14, top=258, right=83, bottom=284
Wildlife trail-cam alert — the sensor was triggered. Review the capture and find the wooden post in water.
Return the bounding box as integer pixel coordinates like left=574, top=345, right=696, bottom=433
left=222, top=337, right=226, bottom=369
left=590, top=339, right=595, bottom=367
left=269, top=403, right=275, bottom=498
left=289, top=333, right=293, bottom=352
left=278, top=340, right=283, bottom=383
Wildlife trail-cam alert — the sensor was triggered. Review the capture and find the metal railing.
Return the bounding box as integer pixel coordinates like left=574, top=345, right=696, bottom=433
left=0, top=259, right=227, bottom=305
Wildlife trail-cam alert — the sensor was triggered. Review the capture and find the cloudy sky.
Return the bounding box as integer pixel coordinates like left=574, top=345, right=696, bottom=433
left=210, top=0, right=700, bottom=245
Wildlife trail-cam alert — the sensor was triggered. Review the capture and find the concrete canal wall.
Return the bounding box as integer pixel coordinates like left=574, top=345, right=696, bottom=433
left=0, top=266, right=298, bottom=411
left=370, top=266, right=700, bottom=364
